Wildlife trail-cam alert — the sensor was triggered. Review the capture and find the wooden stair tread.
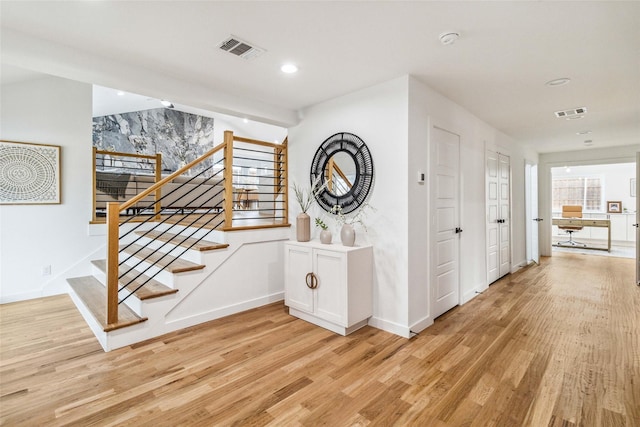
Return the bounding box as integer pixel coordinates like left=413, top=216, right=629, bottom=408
left=134, top=230, right=228, bottom=252
left=91, top=260, right=178, bottom=300
left=67, top=276, right=147, bottom=332
left=120, top=244, right=205, bottom=273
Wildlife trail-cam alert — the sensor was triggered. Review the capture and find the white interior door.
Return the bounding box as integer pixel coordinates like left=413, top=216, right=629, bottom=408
left=486, top=151, right=500, bottom=283
left=636, top=152, right=639, bottom=286
left=487, top=150, right=511, bottom=284
left=525, top=162, right=540, bottom=264
left=498, top=154, right=511, bottom=277
left=531, top=163, right=540, bottom=264
left=431, top=126, right=460, bottom=319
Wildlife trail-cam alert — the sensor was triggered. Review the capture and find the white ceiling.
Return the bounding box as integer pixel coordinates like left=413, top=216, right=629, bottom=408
left=1, top=1, right=639, bottom=153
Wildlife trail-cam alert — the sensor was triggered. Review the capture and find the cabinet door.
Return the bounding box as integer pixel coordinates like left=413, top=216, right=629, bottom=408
left=284, top=245, right=314, bottom=313
left=313, top=249, right=345, bottom=326
left=610, top=215, right=626, bottom=241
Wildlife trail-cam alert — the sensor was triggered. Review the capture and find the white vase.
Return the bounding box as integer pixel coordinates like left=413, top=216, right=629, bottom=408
left=340, top=223, right=355, bottom=247
left=296, top=213, right=311, bottom=242
left=320, top=229, right=332, bottom=244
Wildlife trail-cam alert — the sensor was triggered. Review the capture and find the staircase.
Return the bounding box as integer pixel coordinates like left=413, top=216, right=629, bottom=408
left=67, top=222, right=289, bottom=351
left=67, top=131, right=290, bottom=351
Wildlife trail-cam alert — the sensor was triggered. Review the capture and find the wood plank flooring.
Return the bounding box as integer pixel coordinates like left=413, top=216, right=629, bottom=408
left=1, top=252, right=638, bottom=426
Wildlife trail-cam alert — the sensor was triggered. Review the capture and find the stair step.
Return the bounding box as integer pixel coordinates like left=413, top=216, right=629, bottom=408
left=91, top=260, right=179, bottom=300
left=67, top=276, right=147, bottom=332
left=120, top=244, right=206, bottom=273
left=134, top=230, right=228, bottom=252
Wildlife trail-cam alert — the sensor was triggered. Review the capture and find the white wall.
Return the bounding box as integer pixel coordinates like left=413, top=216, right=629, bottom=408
left=289, top=75, right=534, bottom=337
left=289, top=76, right=410, bottom=335
left=538, top=145, right=638, bottom=256
left=0, top=75, right=103, bottom=302
left=407, top=77, right=537, bottom=330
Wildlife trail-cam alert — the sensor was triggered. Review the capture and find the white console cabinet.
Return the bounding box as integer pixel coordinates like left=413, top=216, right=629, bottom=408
left=284, top=240, right=373, bottom=335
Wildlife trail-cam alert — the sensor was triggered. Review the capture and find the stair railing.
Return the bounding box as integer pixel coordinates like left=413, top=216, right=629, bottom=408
left=93, top=148, right=162, bottom=222
left=104, top=130, right=288, bottom=326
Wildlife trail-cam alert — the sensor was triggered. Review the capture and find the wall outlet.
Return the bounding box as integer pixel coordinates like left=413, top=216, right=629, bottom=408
left=42, top=265, right=51, bottom=276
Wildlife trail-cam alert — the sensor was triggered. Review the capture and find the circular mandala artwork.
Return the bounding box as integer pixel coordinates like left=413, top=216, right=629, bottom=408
left=0, top=143, right=59, bottom=203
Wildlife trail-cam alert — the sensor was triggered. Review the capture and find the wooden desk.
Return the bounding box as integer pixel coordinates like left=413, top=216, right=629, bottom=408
left=552, top=218, right=611, bottom=251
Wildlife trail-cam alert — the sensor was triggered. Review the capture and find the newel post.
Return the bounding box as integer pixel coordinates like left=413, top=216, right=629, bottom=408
left=106, top=202, right=120, bottom=326
left=223, top=131, right=235, bottom=229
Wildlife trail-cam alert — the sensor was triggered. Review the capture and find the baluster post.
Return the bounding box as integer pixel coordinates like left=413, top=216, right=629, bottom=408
left=223, top=131, right=234, bottom=228
left=106, top=202, right=120, bottom=326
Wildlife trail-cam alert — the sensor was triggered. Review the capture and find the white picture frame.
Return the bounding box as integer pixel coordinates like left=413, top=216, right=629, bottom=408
left=0, top=140, right=61, bottom=204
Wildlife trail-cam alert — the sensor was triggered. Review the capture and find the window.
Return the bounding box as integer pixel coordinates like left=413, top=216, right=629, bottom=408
left=552, top=176, right=602, bottom=212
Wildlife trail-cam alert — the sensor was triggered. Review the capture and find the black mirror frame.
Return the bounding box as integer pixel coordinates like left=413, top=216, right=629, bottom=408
left=310, top=132, right=374, bottom=214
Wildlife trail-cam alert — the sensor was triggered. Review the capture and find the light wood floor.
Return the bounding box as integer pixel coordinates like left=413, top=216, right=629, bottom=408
left=1, top=253, right=638, bottom=426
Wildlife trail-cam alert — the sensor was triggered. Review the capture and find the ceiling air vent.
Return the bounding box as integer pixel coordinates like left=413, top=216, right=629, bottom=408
left=218, top=36, right=265, bottom=60
left=554, top=107, right=587, bottom=118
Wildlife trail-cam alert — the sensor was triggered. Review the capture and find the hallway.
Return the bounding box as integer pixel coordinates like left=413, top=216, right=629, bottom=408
left=1, top=253, right=637, bottom=425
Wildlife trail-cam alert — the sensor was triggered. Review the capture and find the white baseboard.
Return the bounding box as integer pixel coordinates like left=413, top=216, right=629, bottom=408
left=164, top=292, right=284, bottom=332
left=0, top=289, right=47, bottom=304
left=510, top=259, right=528, bottom=274
left=368, top=316, right=411, bottom=338
left=409, top=316, right=433, bottom=335
left=461, top=285, right=482, bottom=305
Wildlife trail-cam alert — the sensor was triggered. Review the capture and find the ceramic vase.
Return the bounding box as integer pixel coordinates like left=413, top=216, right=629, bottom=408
left=340, top=223, right=356, bottom=247
left=320, top=229, right=332, bottom=244
left=296, top=213, right=311, bottom=242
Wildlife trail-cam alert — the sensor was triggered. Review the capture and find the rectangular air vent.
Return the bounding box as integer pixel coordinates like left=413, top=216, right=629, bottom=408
left=554, top=107, right=587, bottom=118
left=219, top=36, right=265, bottom=60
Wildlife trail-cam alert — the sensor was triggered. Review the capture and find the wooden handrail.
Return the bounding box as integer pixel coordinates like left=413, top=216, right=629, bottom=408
left=95, top=149, right=158, bottom=160
left=120, top=141, right=226, bottom=212
left=105, top=131, right=289, bottom=326
left=233, top=135, right=285, bottom=149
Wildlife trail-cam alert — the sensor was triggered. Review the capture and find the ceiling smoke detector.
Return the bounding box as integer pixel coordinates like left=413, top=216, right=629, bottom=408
left=554, top=107, right=587, bottom=119
left=219, top=35, right=265, bottom=60
left=439, top=32, right=460, bottom=45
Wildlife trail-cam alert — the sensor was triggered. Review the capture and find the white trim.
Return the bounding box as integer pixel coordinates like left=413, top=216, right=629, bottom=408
left=409, top=315, right=434, bottom=335
left=368, top=316, right=411, bottom=338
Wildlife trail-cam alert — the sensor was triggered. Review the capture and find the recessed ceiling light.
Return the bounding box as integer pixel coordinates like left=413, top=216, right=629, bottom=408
left=577, top=130, right=592, bottom=135
left=566, top=115, right=584, bottom=120
left=117, top=91, right=125, bottom=96
left=439, top=31, right=460, bottom=45
left=545, top=78, right=571, bottom=87
left=281, top=63, right=298, bottom=74
left=243, top=118, right=249, bottom=124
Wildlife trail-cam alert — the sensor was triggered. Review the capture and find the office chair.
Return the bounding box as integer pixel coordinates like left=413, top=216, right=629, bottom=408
left=557, top=205, right=587, bottom=247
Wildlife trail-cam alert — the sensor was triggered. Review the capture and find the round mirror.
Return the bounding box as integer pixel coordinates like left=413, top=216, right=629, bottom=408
left=310, top=132, right=374, bottom=214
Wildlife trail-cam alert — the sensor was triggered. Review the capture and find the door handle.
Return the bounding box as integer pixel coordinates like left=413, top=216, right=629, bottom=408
left=496, top=219, right=505, bottom=223
left=534, top=218, right=543, bottom=222
left=306, top=272, right=318, bottom=289
left=455, top=227, right=463, bottom=234
left=305, top=272, right=313, bottom=289
left=633, top=223, right=639, bottom=228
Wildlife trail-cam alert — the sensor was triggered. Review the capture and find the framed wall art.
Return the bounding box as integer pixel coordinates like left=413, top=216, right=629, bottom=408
left=606, top=200, right=621, bottom=213
left=0, top=140, right=61, bottom=205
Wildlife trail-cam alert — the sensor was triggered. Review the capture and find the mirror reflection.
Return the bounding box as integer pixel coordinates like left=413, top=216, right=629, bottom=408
left=325, top=151, right=356, bottom=196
